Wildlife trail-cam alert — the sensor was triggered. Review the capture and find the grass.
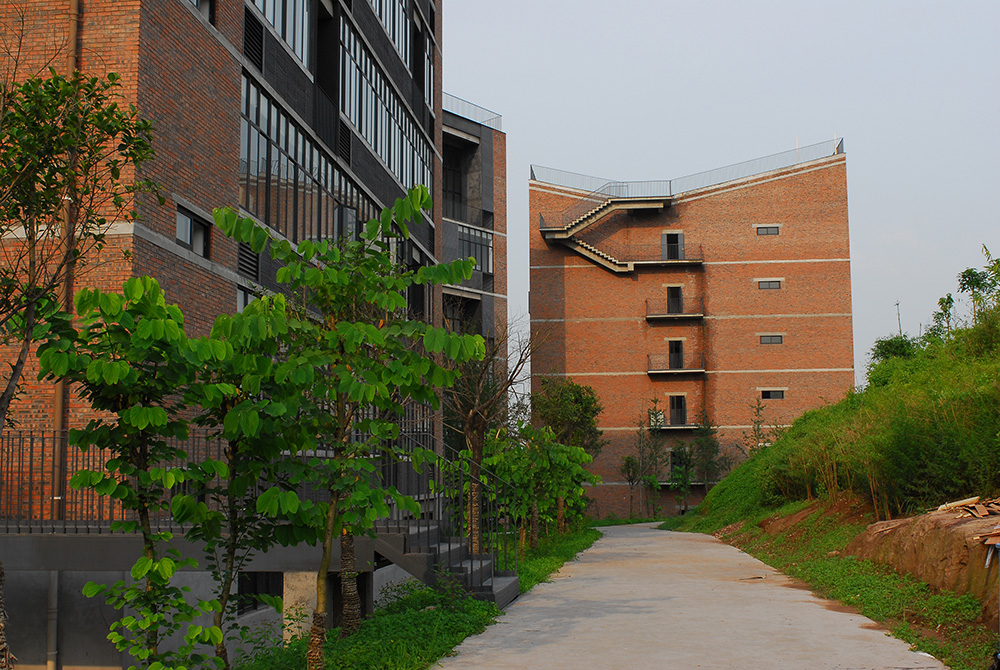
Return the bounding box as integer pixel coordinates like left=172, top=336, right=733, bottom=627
left=589, top=515, right=663, bottom=527
left=234, top=525, right=602, bottom=670
left=697, top=500, right=995, bottom=670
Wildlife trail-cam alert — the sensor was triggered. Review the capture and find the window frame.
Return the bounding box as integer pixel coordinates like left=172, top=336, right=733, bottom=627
left=176, top=208, right=211, bottom=258
left=760, top=389, right=786, bottom=400
left=755, top=225, right=780, bottom=236
left=759, top=334, right=784, bottom=345
left=757, top=280, right=782, bottom=290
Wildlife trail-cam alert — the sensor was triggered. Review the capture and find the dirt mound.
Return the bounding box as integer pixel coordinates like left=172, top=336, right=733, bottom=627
left=846, top=510, right=1000, bottom=628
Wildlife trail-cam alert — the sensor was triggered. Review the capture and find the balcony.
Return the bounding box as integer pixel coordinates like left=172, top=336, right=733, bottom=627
left=647, top=409, right=695, bottom=430
left=645, top=297, right=705, bottom=321
left=647, top=353, right=706, bottom=376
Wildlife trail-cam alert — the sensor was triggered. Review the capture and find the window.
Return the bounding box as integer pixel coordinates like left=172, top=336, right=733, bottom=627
left=458, top=224, right=493, bottom=273
left=176, top=209, right=210, bottom=258
left=237, top=287, right=256, bottom=312
left=760, top=335, right=783, bottom=345
left=661, top=232, right=685, bottom=260
left=237, top=572, right=283, bottom=615
left=189, top=0, right=214, bottom=23
left=761, top=390, right=785, bottom=400
left=758, top=280, right=782, bottom=290
left=666, top=286, right=683, bottom=314
left=669, top=395, right=686, bottom=426
left=251, top=0, right=310, bottom=66
left=756, top=226, right=780, bottom=236
left=668, top=340, right=683, bottom=369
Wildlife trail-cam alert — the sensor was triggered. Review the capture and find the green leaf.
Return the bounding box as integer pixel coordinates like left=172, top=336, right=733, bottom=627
left=131, top=556, right=153, bottom=580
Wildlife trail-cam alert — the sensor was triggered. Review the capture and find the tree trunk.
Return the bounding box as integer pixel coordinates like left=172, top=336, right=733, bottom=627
left=529, top=500, right=539, bottom=550
left=0, top=300, right=36, bottom=429
left=466, top=425, right=485, bottom=555
left=518, top=524, right=526, bottom=552
left=308, top=494, right=339, bottom=670
left=339, top=532, right=361, bottom=638
left=213, top=461, right=241, bottom=670
left=628, top=486, right=634, bottom=518
left=556, top=496, right=565, bottom=533
left=0, top=561, right=14, bottom=670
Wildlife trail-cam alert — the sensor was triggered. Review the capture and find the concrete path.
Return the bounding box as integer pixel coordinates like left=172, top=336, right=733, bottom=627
left=436, top=524, right=947, bottom=670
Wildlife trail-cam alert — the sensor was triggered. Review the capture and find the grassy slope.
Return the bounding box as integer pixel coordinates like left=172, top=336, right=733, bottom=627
left=660, top=315, right=1000, bottom=669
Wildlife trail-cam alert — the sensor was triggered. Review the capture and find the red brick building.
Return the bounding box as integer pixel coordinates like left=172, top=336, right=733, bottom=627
left=529, top=141, right=854, bottom=517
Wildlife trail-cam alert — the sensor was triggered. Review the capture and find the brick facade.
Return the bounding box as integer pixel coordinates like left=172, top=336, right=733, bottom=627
left=530, top=152, right=854, bottom=518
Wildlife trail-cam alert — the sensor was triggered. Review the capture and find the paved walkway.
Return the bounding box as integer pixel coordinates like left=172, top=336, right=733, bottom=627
left=436, top=524, right=947, bottom=670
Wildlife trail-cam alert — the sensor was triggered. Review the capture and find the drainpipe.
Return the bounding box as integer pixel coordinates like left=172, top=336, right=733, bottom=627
left=52, top=0, right=79, bottom=522
left=46, top=571, right=58, bottom=670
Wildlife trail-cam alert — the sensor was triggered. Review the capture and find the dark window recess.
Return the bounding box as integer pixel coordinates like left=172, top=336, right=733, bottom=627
left=244, top=9, right=265, bottom=71
left=661, top=232, right=685, bottom=260
left=758, top=280, right=782, bottom=290
left=237, top=572, right=283, bottom=615
left=337, top=119, right=352, bottom=163
left=761, top=390, right=785, bottom=400
left=668, top=340, right=683, bottom=369
left=757, top=226, right=780, bottom=236
left=176, top=209, right=210, bottom=258
left=336, top=204, right=358, bottom=241
left=237, top=243, right=259, bottom=280
left=669, top=396, right=687, bottom=426
left=670, top=446, right=691, bottom=475
left=760, top=335, right=783, bottom=345
left=189, top=0, right=214, bottom=23
left=667, top=286, right=683, bottom=314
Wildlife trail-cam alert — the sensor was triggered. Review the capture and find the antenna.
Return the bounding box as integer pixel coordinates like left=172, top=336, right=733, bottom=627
left=895, top=301, right=902, bottom=336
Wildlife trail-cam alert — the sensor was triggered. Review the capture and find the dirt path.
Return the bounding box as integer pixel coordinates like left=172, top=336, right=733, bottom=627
left=436, top=524, right=946, bottom=670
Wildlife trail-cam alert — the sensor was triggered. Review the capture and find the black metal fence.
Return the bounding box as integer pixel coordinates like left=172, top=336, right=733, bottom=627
left=0, top=422, right=516, bottom=593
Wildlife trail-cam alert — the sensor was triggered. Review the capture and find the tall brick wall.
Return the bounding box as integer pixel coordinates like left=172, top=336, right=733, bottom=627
left=529, top=155, right=854, bottom=517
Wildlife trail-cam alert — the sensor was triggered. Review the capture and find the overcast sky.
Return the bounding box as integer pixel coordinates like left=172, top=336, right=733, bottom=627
left=443, top=0, right=1000, bottom=385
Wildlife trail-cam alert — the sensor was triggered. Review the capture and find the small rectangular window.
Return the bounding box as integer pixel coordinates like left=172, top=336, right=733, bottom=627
left=761, top=390, right=785, bottom=400
left=758, top=280, right=782, bottom=290
left=237, top=287, right=256, bottom=312
left=669, top=395, right=686, bottom=426
left=760, top=335, right=783, bottom=345
left=176, top=209, right=210, bottom=258
left=756, top=226, right=780, bottom=236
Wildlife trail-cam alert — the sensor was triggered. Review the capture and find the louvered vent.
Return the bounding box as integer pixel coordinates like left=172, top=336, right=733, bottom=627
left=243, top=8, right=264, bottom=71
left=338, top=120, right=352, bottom=163
left=237, top=242, right=259, bottom=280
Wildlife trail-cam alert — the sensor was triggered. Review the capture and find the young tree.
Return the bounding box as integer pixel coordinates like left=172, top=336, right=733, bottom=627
left=620, top=402, right=668, bottom=518
left=441, top=322, right=537, bottom=552
left=217, top=186, right=482, bottom=669
left=691, top=410, right=726, bottom=487
left=37, top=277, right=221, bottom=669
left=742, top=398, right=769, bottom=455
left=0, top=70, right=157, bottom=427
left=668, top=443, right=694, bottom=514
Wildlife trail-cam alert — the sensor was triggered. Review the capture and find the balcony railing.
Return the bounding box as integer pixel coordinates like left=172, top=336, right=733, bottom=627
left=443, top=93, right=503, bottom=131
left=584, top=240, right=704, bottom=264
left=534, top=138, right=845, bottom=230
left=646, top=297, right=705, bottom=319
left=647, top=353, right=706, bottom=374
left=443, top=198, right=488, bottom=228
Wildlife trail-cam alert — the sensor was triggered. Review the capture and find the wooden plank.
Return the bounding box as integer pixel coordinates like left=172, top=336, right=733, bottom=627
left=973, top=504, right=990, bottom=518
left=939, top=496, right=980, bottom=511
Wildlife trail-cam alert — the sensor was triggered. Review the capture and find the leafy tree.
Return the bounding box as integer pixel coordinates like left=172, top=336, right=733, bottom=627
left=176, top=294, right=313, bottom=670
left=742, top=398, right=769, bottom=455
left=0, top=69, right=158, bottom=428
left=216, top=186, right=482, bottom=670
left=486, top=423, right=595, bottom=549
left=667, top=443, right=695, bottom=514
left=691, top=410, right=726, bottom=486
left=532, top=378, right=605, bottom=457
left=619, top=401, right=668, bottom=517
left=37, top=277, right=220, bottom=670
left=441, top=322, right=536, bottom=552
left=869, top=334, right=919, bottom=364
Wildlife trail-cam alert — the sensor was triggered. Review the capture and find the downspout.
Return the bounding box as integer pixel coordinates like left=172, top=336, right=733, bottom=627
left=49, top=9, right=79, bottom=670
left=52, top=0, right=79, bottom=519
left=46, top=571, right=58, bottom=670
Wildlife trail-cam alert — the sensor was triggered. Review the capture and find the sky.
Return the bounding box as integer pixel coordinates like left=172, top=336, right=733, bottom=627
left=442, top=0, right=1000, bottom=385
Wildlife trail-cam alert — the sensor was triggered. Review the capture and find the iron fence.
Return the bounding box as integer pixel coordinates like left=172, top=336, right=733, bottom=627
left=0, top=421, right=516, bottom=594
left=645, top=296, right=705, bottom=317
left=443, top=93, right=503, bottom=131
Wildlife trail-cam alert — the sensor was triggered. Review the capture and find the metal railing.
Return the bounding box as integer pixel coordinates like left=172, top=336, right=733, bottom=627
left=442, top=198, right=486, bottom=228
left=647, top=352, right=707, bottom=373
left=645, top=296, right=705, bottom=318
left=580, top=239, right=704, bottom=264
left=443, top=93, right=503, bottom=131
left=1, top=423, right=516, bottom=595
left=535, top=139, right=844, bottom=230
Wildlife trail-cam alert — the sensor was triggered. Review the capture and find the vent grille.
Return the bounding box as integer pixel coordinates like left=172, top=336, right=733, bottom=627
left=243, top=9, right=264, bottom=71
left=338, top=120, right=352, bottom=163
left=237, top=242, right=259, bottom=280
